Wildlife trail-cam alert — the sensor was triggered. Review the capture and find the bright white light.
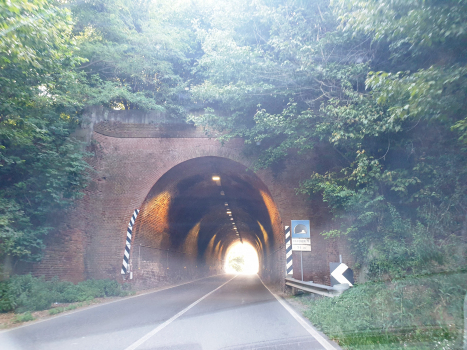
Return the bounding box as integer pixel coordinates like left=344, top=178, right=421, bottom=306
left=212, top=175, right=220, bottom=181
left=225, top=242, right=259, bottom=274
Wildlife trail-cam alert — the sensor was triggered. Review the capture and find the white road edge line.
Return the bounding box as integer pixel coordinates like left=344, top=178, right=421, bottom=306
left=0, top=273, right=228, bottom=334
left=259, top=277, right=338, bottom=350
left=124, top=275, right=237, bottom=350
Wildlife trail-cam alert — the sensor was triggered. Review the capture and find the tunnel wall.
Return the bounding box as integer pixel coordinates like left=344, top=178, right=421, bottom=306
left=32, top=107, right=354, bottom=289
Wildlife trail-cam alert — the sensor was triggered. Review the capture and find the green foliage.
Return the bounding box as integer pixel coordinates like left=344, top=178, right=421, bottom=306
left=228, top=255, right=245, bottom=272
left=189, top=0, right=467, bottom=285
left=334, top=0, right=467, bottom=141
left=0, top=0, right=92, bottom=261
left=70, top=0, right=199, bottom=115
left=0, top=274, right=130, bottom=313
left=190, top=0, right=368, bottom=154
left=303, top=272, right=467, bottom=349
left=13, top=312, right=34, bottom=323
left=0, top=278, right=15, bottom=313
left=48, top=303, right=80, bottom=315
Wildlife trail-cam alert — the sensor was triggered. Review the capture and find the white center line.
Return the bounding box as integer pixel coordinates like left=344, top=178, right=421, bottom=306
left=124, top=275, right=237, bottom=350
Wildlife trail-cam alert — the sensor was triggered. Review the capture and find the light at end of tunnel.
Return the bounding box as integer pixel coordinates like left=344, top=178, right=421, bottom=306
left=225, top=242, right=259, bottom=275
left=212, top=175, right=221, bottom=181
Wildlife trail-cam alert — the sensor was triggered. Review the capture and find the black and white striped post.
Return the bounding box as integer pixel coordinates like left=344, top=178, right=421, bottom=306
left=121, top=209, right=140, bottom=275
left=285, top=226, right=293, bottom=276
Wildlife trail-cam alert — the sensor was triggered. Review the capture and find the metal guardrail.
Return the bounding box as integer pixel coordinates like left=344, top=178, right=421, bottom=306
left=285, top=277, right=350, bottom=297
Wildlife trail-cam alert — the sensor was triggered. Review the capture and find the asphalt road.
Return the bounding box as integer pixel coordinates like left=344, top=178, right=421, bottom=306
left=0, top=274, right=338, bottom=350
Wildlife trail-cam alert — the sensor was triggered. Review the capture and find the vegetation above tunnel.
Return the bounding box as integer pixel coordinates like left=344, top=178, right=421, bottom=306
left=1, top=0, right=465, bottom=269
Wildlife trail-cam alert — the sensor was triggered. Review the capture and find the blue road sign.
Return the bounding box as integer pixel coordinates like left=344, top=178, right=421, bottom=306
left=291, top=220, right=310, bottom=239
left=291, top=220, right=311, bottom=251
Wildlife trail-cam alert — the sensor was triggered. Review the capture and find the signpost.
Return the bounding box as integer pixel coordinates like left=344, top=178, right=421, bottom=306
left=291, top=220, right=311, bottom=281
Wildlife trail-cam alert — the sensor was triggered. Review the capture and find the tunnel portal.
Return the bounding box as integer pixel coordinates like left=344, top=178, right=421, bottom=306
left=32, top=108, right=349, bottom=288
left=131, top=157, right=283, bottom=288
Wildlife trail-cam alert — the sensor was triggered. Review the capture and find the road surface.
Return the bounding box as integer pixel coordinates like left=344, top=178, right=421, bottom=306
left=0, top=274, right=338, bottom=350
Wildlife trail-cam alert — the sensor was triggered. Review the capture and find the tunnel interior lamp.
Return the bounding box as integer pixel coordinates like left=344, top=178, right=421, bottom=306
left=230, top=217, right=233, bottom=220
left=220, top=191, right=225, bottom=195
left=226, top=211, right=232, bottom=214
left=224, top=202, right=228, bottom=206
left=212, top=175, right=221, bottom=187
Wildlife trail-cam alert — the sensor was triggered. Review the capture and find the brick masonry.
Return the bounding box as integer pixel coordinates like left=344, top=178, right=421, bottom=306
left=32, top=107, right=355, bottom=289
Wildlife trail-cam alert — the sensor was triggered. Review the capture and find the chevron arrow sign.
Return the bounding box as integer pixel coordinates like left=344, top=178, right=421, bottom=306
left=330, top=262, right=354, bottom=287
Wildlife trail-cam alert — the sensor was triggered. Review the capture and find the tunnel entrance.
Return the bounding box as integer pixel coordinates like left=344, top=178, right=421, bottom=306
left=131, top=156, right=284, bottom=288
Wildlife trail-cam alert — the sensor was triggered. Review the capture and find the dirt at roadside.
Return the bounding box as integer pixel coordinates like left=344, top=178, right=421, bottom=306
left=0, top=282, right=201, bottom=330
left=0, top=297, right=124, bottom=330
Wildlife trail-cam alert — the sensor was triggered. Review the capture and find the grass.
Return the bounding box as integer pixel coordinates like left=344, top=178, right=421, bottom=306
left=48, top=303, right=79, bottom=315
left=13, top=312, right=34, bottom=323
left=298, top=272, right=467, bottom=350
left=47, top=300, right=98, bottom=315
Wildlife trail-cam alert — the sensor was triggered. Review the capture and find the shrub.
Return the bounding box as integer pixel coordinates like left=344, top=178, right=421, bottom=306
left=13, top=312, right=34, bottom=323
left=0, top=280, right=15, bottom=312
left=0, top=274, right=131, bottom=313
left=9, top=275, right=56, bottom=313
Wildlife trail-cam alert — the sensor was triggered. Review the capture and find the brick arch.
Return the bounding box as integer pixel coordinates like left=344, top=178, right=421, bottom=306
left=130, top=156, right=284, bottom=288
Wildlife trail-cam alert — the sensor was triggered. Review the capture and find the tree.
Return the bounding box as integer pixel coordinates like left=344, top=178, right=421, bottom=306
left=190, top=0, right=467, bottom=278
left=0, top=0, right=89, bottom=261
left=70, top=0, right=202, bottom=116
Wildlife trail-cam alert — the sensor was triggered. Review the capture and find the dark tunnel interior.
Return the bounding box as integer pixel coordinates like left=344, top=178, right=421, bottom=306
left=132, top=157, right=283, bottom=284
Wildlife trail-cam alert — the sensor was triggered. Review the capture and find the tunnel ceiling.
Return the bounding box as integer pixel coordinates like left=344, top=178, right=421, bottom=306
left=134, top=157, right=281, bottom=268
